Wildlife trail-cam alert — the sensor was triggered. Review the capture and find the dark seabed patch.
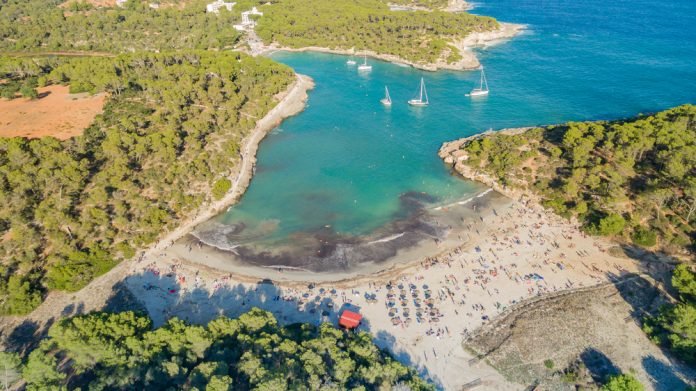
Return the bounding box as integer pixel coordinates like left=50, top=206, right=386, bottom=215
left=188, top=189, right=502, bottom=273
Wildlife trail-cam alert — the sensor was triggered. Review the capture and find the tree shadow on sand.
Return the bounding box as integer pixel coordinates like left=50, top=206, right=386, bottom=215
left=642, top=355, right=691, bottom=391
left=605, top=270, right=696, bottom=388
left=579, top=347, right=621, bottom=384
left=107, top=270, right=445, bottom=389
left=3, top=318, right=54, bottom=356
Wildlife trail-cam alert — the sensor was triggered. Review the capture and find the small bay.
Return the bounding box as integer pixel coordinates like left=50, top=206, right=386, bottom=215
left=193, top=0, right=696, bottom=272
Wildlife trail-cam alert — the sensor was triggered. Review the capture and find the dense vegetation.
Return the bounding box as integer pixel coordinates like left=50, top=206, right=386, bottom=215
left=256, top=0, right=498, bottom=65
left=1, top=308, right=432, bottom=390
left=388, top=0, right=451, bottom=9
left=644, top=264, right=696, bottom=366
left=0, top=0, right=242, bottom=52
left=456, top=105, right=695, bottom=255
left=601, top=374, right=644, bottom=391
left=0, top=52, right=294, bottom=315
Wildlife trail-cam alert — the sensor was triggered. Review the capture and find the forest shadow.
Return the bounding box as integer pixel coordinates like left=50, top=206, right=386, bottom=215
left=107, top=269, right=444, bottom=389
left=606, top=271, right=665, bottom=323
left=579, top=347, right=620, bottom=384
left=3, top=318, right=54, bottom=356
left=618, top=244, right=679, bottom=286
left=642, top=355, right=690, bottom=391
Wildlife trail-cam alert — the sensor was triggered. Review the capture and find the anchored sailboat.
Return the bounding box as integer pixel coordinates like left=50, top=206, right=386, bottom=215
left=346, top=55, right=356, bottom=65
left=467, top=66, right=489, bottom=97
left=408, top=78, right=429, bottom=106
left=381, top=86, right=392, bottom=106
left=357, top=53, right=372, bottom=71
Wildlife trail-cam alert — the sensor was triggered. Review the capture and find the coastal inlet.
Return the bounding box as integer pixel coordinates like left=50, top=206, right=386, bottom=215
left=176, top=0, right=696, bottom=275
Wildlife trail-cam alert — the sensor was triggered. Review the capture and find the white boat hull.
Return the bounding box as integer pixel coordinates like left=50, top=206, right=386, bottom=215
left=468, top=89, right=489, bottom=97
left=358, top=65, right=372, bottom=71
left=408, top=100, right=428, bottom=106
left=347, top=60, right=356, bottom=65
left=381, top=99, right=392, bottom=106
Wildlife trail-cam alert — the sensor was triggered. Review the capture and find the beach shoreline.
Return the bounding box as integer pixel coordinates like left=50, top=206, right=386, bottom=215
left=161, top=189, right=511, bottom=284
left=144, top=73, right=315, bottom=259
left=0, top=73, right=315, bottom=333
left=124, top=191, right=642, bottom=390
left=256, top=22, right=525, bottom=72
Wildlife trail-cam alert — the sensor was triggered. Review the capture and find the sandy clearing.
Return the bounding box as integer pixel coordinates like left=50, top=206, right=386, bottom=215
left=0, top=85, right=105, bottom=140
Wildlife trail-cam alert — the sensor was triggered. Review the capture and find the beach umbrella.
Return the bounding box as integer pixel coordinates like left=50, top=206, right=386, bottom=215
left=422, top=284, right=429, bottom=289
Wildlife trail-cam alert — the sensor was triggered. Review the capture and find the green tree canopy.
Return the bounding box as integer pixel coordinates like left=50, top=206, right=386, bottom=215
left=20, top=308, right=433, bottom=390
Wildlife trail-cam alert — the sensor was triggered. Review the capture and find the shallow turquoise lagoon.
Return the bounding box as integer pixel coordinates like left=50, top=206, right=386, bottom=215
left=195, top=0, right=696, bottom=269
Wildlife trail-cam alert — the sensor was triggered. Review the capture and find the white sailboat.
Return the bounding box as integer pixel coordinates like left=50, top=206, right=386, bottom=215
left=467, top=66, right=489, bottom=97
left=408, top=78, right=429, bottom=106
left=346, top=55, right=356, bottom=65
left=381, top=86, right=392, bottom=106
left=357, top=53, right=372, bottom=71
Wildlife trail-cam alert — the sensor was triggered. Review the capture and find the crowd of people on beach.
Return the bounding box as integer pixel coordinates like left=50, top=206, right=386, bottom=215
left=126, top=197, right=632, bottom=358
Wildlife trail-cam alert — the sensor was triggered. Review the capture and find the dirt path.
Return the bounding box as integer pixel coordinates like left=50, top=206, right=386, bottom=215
left=0, top=74, right=314, bottom=339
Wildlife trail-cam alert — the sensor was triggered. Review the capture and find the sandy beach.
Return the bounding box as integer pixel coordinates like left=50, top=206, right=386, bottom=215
left=123, top=194, right=641, bottom=390
left=253, top=22, right=526, bottom=72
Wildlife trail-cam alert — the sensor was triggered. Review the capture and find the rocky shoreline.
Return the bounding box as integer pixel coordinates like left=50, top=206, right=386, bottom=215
left=439, top=127, right=535, bottom=201
left=259, top=22, right=525, bottom=72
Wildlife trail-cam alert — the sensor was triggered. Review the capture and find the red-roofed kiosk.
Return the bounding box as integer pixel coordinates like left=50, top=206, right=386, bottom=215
left=339, top=310, right=362, bottom=329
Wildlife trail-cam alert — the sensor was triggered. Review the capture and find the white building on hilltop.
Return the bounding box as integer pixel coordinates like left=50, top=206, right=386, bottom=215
left=206, top=0, right=236, bottom=13
left=234, top=7, right=263, bottom=31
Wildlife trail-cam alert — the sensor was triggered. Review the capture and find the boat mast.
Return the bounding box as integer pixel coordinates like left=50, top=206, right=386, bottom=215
left=421, top=78, right=428, bottom=103
left=385, top=86, right=391, bottom=102
left=481, top=67, right=488, bottom=91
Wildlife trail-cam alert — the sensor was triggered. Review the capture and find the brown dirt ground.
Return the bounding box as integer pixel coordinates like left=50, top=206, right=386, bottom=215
left=465, top=273, right=696, bottom=390
left=0, top=85, right=105, bottom=140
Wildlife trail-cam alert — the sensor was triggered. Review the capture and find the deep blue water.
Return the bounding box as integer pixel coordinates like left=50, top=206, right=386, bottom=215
left=196, top=0, right=696, bottom=266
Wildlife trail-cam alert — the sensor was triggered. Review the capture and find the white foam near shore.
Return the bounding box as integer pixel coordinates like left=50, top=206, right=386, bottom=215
left=367, top=232, right=406, bottom=245
left=434, top=188, right=492, bottom=210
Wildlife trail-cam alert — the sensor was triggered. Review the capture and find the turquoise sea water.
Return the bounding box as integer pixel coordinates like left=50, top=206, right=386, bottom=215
left=195, top=0, right=696, bottom=270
